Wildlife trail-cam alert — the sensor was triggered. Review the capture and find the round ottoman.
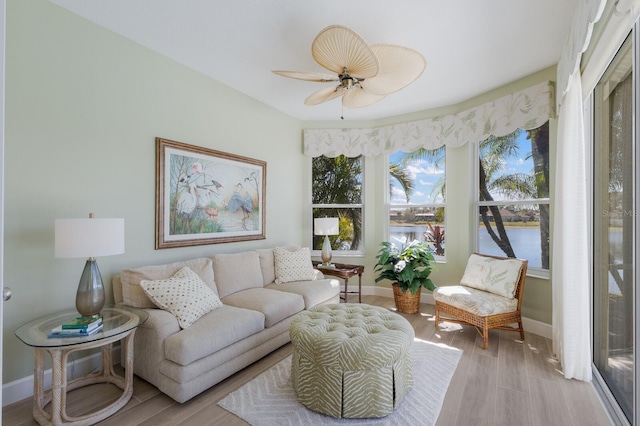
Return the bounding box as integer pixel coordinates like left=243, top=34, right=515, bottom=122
left=289, top=303, right=414, bottom=418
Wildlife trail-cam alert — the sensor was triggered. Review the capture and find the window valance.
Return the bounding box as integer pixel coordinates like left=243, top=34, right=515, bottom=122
left=303, top=80, right=555, bottom=158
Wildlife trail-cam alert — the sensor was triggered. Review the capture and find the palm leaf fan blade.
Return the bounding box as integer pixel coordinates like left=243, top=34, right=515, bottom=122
left=312, top=25, right=379, bottom=78
left=305, top=86, right=344, bottom=105
left=272, top=71, right=339, bottom=82
left=360, top=44, right=426, bottom=95
left=342, top=87, right=385, bottom=108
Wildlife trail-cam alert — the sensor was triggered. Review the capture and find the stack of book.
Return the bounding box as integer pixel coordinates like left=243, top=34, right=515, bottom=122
left=48, top=316, right=103, bottom=338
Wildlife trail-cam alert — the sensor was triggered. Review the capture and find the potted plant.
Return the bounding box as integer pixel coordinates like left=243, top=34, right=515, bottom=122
left=374, top=238, right=436, bottom=314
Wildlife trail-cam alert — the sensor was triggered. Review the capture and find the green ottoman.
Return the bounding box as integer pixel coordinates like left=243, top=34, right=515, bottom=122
left=289, top=303, right=414, bottom=418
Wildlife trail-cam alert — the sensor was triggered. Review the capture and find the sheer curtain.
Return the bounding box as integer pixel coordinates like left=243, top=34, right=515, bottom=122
left=552, top=71, right=592, bottom=381
left=552, top=0, right=606, bottom=381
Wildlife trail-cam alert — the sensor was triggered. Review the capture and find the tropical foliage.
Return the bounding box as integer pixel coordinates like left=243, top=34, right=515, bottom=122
left=312, top=155, right=363, bottom=250
left=479, top=122, right=549, bottom=268
left=374, top=239, right=436, bottom=294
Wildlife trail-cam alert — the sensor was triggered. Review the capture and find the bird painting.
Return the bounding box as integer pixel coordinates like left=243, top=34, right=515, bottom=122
left=227, top=183, right=254, bottom=219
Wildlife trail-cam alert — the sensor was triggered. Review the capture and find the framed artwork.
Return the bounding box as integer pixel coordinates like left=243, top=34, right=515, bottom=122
left=155, top=138, right=266, bottom=249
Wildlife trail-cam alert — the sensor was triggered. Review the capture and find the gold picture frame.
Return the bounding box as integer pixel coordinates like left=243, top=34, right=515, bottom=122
left=155, top=138, right=266, bottom=249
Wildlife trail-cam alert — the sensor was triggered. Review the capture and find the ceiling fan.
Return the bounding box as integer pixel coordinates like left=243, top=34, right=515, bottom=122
left=273, top=25, right=426, bottom=109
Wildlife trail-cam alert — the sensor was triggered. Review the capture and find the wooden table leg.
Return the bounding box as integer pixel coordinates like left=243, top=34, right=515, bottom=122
left=358, top=272, right=362, bottom=303
left=343, top=277, right=349, bottom=302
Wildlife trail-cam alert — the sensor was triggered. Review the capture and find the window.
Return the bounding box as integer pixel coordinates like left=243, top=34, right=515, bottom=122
left=388, top=148, right=446, bottom=259
left=475, top=122, right=550, bottom=272
left=311, top=155, right=363, bottom=254
left=592, top=33, right=635, bottom=423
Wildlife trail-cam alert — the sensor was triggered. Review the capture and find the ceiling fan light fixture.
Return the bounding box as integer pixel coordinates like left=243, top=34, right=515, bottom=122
left=273, top=24, right=426, bottom=112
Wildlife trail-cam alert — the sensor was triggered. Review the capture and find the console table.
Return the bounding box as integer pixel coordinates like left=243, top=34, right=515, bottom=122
left=15, top=305, right=148, bottom=426
left=313, top=261, right=364, bottom=303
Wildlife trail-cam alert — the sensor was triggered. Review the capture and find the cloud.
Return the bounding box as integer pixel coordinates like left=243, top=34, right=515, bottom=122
left=407, top=163, right=444, bottom=177
left=390, top=187, right=407, bottom=204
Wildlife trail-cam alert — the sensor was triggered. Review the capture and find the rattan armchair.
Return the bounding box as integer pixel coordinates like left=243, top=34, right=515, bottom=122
left=433, top=253, right=528, bottom=350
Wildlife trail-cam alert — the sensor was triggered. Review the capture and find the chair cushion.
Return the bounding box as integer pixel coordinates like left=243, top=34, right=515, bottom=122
left=433, top=285, right=518, bottom=317
left=140, top=266, right=223, bottom=329
left=273, top=246, right=316, bottom=284
left=460, top=254, right=523, bottom=299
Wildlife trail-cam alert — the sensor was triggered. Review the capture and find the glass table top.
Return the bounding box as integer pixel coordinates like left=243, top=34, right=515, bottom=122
left=15, top=304, right=149, bottom=348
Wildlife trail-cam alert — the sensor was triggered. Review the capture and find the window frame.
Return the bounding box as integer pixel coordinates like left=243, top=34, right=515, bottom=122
left=472, top=131, right=551, bottom=279
left=310, top=155, right=365, bottom=257
left=385, top=149, right=447, bottom=262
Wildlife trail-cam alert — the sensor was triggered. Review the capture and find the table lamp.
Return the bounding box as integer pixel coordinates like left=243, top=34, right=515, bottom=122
left=55, top=213, right=125, bottom=318
left=314, top=217, right=339, bottom=268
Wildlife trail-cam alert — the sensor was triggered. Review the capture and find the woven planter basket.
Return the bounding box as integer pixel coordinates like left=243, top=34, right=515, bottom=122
left=392, top=284, right=421, bottom=314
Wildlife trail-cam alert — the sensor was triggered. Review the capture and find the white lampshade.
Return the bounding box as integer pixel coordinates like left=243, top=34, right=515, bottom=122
left=55, top=217, right=125, bottom=258
left=314, top=217, right=339, bottom=236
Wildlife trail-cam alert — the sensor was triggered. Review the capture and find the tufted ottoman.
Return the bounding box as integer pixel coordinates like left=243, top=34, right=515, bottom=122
left=289, top=303, right=414, bottom=418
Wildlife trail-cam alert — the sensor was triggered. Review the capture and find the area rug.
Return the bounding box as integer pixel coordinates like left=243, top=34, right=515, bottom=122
left=218, top=340, right=462, bottom=425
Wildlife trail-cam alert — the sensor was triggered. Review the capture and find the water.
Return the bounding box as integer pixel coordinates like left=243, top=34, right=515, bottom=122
left=391, top=225, right=625, bottom=294
left=390, top=226, right=544, bottom=267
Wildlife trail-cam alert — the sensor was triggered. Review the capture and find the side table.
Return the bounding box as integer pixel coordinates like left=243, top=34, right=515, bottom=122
left=313, top=261, right=364, bottom=303
left=15, top=305, right=149, bottom=426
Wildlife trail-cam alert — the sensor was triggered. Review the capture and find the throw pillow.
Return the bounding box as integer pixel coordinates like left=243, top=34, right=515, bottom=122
left=140, top=266, right=223, bottom=329
left=120, top=258, right=217, bottom=308
left=460, top=254, right=523, bottom=299
left=274, top=246, right=316, bottom=284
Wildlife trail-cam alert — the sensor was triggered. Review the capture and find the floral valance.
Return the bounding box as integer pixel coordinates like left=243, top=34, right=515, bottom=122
left=303, top=80, right=555, bottom=158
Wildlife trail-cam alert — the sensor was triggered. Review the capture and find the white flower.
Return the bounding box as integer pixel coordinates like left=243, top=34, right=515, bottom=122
left=394, top=260, right=406, bottom=273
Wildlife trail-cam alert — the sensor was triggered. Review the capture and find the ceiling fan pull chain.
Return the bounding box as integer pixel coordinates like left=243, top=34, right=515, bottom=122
left=341, top=102, right=344, bottom=120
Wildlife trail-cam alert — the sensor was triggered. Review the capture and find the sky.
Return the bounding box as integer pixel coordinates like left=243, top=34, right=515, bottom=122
left=389, top=131, right=533, bottom=205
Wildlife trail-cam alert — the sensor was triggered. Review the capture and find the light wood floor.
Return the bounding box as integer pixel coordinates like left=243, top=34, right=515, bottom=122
left=4, top=295, right=613, bottom=426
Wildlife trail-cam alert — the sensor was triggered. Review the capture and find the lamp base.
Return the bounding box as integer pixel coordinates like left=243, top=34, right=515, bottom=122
left=76, top=259, right=105, bottom=318
left=321, top=235, right=334, bottom=268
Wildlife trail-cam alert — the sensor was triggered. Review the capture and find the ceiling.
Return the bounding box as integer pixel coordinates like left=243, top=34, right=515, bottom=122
left=49, top=0, right=577, bottom=122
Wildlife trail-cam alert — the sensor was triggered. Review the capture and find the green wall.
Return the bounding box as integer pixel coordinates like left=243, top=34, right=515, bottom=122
left=3, top=0, right=555, bottom=386
left=4, top=0, right=304, bottom=383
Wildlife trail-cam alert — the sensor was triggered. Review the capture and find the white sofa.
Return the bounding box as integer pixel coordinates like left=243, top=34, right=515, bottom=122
left=112, top=246, right=340, bottom=403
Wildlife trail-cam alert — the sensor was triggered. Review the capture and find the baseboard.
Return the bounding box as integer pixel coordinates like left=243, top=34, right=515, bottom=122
left=2, top=346, right=121, bottom=407
left=360, top=285, right=552, bottom=339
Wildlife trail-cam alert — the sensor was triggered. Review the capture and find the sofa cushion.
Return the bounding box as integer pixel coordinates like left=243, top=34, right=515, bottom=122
left=257, top=245, right=300, bottom=285
left=121, top=258, right=216, bottom=308
left=433, top=285, right=518, bottom=316
left=222, top=288, right=304, bottom=328
left=460, top=254, right=524, bottom=299
left=164, top=305, right=265, bottom=366
left=140, top=266, right=224, bottom=329
left=274, top=246, right=316, bottom=284
left=266, top=278, right=340, bottom=309
left=211, top=251, right=263, bottom=298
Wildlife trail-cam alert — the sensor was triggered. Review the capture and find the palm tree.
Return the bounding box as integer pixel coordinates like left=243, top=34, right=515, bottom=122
left=312, top=155, right=363, bottom=250
left=479, top=122, right=550, bottom=265
left=389, top=163, right=414, bottom=203
left=390, top=123, right=549, bottom=267
left=390, top=146, right=446, bottom=203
